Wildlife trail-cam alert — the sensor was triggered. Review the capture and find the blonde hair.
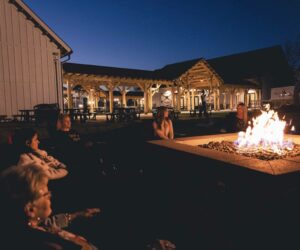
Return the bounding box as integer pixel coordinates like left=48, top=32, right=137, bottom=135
left=0, top=164, right=48, bottom=205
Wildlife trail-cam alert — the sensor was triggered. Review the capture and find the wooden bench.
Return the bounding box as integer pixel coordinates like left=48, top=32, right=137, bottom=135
left=0, top=115, right=7, bottom=122
left=12, top=114, right=23, bottom=122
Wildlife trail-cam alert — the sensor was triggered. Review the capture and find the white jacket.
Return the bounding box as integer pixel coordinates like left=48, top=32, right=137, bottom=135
left=18, top=149, right=68, bottom=180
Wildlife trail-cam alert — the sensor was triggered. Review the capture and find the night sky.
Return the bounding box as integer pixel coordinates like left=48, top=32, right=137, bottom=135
left=25, top=0, right=300, bottom=70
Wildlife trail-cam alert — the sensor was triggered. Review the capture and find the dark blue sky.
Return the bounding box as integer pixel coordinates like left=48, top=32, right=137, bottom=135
left=26, top=0, right=300, bottom=70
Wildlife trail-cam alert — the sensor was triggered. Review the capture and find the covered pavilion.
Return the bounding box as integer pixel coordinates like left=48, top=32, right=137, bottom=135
left=61, top=46, right=295, bottom=114
left=63, top=58, right=260, bottom=114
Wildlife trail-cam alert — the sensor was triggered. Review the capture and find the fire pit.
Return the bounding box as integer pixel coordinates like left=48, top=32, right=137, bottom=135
left=147, top=110, right=300, bottom=250
left=149, top=133, right=300, bottom=175
left=149, top=108, right=300, bottom=175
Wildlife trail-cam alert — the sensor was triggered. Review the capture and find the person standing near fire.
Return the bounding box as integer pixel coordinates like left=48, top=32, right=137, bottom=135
left=222, top=102, right=248, bottom=132
left=235, top=102, right=248, bottom=131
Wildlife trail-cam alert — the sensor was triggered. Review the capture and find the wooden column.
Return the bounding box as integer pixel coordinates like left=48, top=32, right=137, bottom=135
left=230, top=90, right=234, bottom=110
left=244, top=89, right=248, bottom=107
left=223, top=91, right=226, bottom=110
left=136, top=82, right=149, bottom=114
left=104, top=97, right=107, bottom=111
left=143, top=87, right=148, bottom=114
left=89, top=88, right=95, bottom=112
left=217, top=89, right=220, bottom=111
left=171, top=88, right=176, bottom=108
left=148, top=88, right=153, bottom=112
left=95, top=95, right=99, bottom=109
left=67, top=81, right=73, bottom=109
left=257, top=89, right=261, bottom=108
left=108, top=85, right=114, bottom=113
left=191, top=89, right=195, bottom=110
left=187, top=88, right=191, bottom=111
left=177, top=86, right=181, bottom=111
left=214, top=89, right=217, bottom=111
left=120, top=87, right=127, bottom=107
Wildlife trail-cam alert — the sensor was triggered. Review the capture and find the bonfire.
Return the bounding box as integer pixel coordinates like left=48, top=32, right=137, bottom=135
left=200, top=106, right=300, bottom=160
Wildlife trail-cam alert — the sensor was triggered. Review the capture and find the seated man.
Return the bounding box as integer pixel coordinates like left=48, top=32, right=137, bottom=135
left=53, top=114, right=105, bottom=176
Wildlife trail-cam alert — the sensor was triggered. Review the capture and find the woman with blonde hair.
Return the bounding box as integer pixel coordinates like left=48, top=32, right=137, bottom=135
left=0, top=163, right=100, bottom=250
left=152, top=107, right=174, bottom=140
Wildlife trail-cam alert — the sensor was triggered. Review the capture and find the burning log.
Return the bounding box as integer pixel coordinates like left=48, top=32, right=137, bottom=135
left=199, top=141, right=300, bottom=161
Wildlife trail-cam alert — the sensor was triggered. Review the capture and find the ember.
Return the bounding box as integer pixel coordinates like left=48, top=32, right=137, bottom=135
left=199, top=141, right=300, bottom=160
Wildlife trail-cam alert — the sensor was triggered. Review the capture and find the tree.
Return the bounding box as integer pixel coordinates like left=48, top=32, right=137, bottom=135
left=284, top=34, right=300, bottom=70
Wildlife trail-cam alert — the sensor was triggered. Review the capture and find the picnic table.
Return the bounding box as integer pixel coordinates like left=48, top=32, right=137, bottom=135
left=152, top=107, right=180, bottom=121
left=106, top=108, right=141, bottom=122
left=90, top=107, right=106, bottom=120
left=0, top=115, right=9, bottom=122
left=64, top=108, right=92, bottom=123
left=19, top=109, right=35, bottom=122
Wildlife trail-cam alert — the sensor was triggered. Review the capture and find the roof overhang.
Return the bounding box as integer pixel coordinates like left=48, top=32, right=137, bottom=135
left=63, top=72, right=172, bottom=88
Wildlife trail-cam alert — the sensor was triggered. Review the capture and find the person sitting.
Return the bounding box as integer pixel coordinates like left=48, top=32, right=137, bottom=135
left=13, top=128, right=68, bottom=180
left=234, top=102, right=248, bottom=131
left=55, top=114, right=92, bottom=146
left=52, top=114, right=87, bottom=164
left=53, top=114, right=106, bottom=176
left=153, top=107, right=174, bottom=140
left=0, top=163, right=100, bottom=250
left=222, top=102, right=249, bottom=133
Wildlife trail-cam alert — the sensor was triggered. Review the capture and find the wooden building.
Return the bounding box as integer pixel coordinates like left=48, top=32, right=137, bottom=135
left=63, top=63, right=170, bottom=113
left=0, top=0, right=72, bottom=117
left=63, top=46, right=293, bottom=113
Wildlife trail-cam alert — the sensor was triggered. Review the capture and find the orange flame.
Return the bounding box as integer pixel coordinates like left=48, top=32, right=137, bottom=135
left=235, top=109, right=293, bottom=154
